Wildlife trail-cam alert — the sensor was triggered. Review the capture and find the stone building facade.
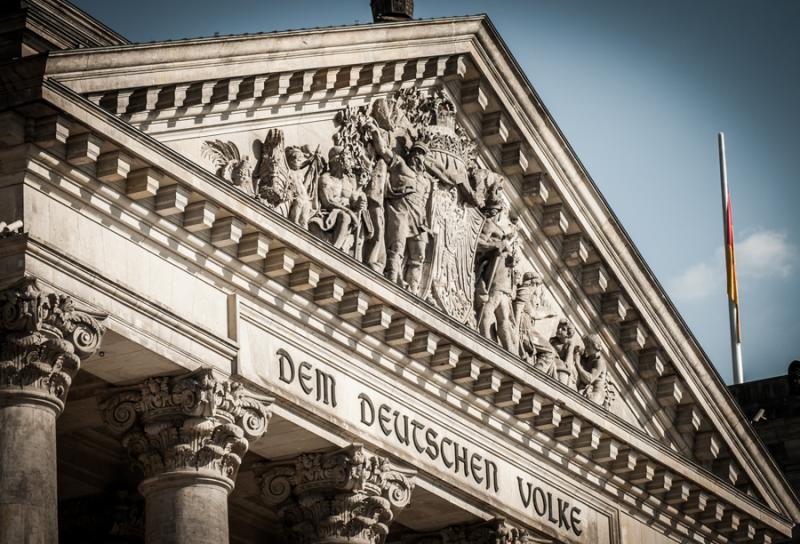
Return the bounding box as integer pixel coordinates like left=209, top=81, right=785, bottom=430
left=0, top=1, right=798, bottom=542
left=729, top=362, right=800, bottom=505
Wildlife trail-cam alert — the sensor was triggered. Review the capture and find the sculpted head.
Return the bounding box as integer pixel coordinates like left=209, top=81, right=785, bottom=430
left=328, top=146, right=353, bottom=177
left=481, top=174, right=505, bottom=217
left=556, top=319, right=574, bottom=341
left=285, top=146, right=307, bottom=170
left=583, top=334, right=604, bottom=358
left=408, top=141, right=428, bottom=172
left=521, top=271, right=544, bottom=291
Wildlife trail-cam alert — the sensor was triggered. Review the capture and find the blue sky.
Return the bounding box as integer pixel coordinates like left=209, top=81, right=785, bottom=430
left=73, top=0, right=799, bottom=384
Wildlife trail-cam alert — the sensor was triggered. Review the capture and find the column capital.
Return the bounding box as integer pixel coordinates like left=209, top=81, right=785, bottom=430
left=259, top=444, right=416, bottom=544
left=442, top=519, right=543, bottom=544
left=99, top=369, right=273, bottom=493
left=0, top=277, right=106, bottom=413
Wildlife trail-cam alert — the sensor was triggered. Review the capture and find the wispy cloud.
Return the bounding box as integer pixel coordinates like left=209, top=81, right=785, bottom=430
left=736, top=230, right=794, bottom=279
left=668, top=229, right=796, bottom=302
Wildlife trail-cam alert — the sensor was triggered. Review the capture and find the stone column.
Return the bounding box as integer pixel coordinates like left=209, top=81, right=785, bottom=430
left=0, top=278, right=106, bottom=543
left=259, top=444, right=416, bottom=544
left=99, top=369, right=272, bottom=544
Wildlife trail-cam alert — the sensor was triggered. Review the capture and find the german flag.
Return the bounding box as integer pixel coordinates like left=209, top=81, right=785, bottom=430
left=723, top=191, right=741, bottom=342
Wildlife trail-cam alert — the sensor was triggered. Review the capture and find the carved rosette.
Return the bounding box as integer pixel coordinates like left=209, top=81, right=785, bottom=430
left=0, top=277, right=106, bottom=412
left=99, top=369, right=273, bottom=492
left=259, top=444, right=416, bottom=544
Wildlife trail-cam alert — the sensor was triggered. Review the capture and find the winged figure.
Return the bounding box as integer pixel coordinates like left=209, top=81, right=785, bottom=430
left=201, top=140, right=254, bottom=195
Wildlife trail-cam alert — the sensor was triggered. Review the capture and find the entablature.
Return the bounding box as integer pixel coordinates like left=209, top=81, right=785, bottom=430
left=0, top=76, right=794, bottom=541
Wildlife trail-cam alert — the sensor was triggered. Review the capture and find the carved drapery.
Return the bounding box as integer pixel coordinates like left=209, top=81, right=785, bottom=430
left=99, top=369, right=273, bottom=490
left=259, top=444, right=416, bottom=544
left=199, top=87, right=617, bottom=410
left=0, top=277, right=106, bottom=412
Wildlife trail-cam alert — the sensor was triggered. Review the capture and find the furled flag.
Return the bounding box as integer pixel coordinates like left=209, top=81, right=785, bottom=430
left=723, top=185, right=741, bottom=342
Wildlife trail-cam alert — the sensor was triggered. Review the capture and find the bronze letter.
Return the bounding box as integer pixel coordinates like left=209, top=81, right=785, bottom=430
left=571, top=507, right=583, bottom=536
left=378, top=404, right=392, bottom=436
left=425, top=428, right=440, bottom=460
left=358, top=393, right=375, bottom=426
left=278, top=350, right=294, bottom=384
left=517, top=477, right=531, bottom=507
left=298, top=361, right=313, bottom=394
left=441, top=437, right=454, bottom=468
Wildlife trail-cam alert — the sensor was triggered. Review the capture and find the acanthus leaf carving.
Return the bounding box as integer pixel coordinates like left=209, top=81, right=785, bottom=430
left=0, top=277, right=107, bottom=411
left=259, top=444, right=416, bottom=544
left=99, top=369, right=273, bottom=487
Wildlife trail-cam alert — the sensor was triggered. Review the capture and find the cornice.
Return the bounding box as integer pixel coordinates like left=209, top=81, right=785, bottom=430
left=467, top=17, right=800, bottom=521
left=13, top=79, right=795, bottom=538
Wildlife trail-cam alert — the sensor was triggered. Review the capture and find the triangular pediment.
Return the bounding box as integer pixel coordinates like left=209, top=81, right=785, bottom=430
left=5, top=13, right=797, bottom=541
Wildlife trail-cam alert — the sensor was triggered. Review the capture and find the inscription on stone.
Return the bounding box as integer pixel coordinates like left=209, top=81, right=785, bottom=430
left=277, top=349, right=337, bottom=407
left=358, top=392, right=499, bottom=492
left=267, top=347, right=605, bottom=542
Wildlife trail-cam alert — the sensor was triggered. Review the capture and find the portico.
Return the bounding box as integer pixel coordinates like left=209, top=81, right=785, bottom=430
left=0, top=1, right=798, bottom=542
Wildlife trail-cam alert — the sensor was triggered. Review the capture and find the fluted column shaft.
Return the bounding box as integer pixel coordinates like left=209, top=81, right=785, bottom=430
left=0, top=278, right=106, bottom=544
left=100, top=369, right=273, bottom=544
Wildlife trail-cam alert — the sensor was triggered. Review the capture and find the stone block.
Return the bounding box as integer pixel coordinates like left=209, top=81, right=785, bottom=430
left=494, top=380, right=522, bottom=408
left=514, top=393, right=543, bottom=419
left=461, top=79, right=488, bottom=113
left=66, top=133, right=102, bottom=165
left=126, top=167, right=162, bottom=200
left=155, top=184, right=190, bottom=216
left=96, top=151, right=132, bottom=182
left=473, top=367, right=502, bottom=396
left=183, top=200, right=219, bottom=232
left=238, top=232, right=270, bottom=263
left=521, top=173, right=550, bottom=205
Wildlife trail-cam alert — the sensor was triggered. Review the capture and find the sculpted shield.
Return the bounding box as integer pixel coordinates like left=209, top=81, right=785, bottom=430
left=415, top=93, right=484, bottom=326
left=425, top=184, right=485, bottom=325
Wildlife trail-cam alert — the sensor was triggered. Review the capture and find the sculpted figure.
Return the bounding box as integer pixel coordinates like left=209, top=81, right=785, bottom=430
left=369, top=122, right=432, bottom=294
left=255, top=129, right=315, bottom=227
left=361, top=99, right=397, bottom=273
left=515, top=271, right=556, bottom=365
left=534, top=349, right=558, bottom=380
left=576, top=334, right=615, bottom=408
left=310, top=147, right=370, bottom=253
left=549, top=319, right=579, bottom=388
left=475, top=183, right=520, bottom=353
left=201, top=140, right=254, bottom=195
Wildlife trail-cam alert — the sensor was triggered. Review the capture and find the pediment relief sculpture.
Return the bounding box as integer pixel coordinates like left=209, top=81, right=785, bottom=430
left=200, top=87, right=616, bottom=409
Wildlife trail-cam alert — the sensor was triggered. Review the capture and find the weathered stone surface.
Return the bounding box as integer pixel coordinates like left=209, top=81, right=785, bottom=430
left=99, top=369, right=272, bottom=487
left=259, top=444, right=416, bottom=544
left=0, top=278, right=106, bottom=544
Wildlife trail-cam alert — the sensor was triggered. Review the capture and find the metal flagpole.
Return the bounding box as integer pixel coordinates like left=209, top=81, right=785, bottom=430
left=718, top=132, right=744, bottom=384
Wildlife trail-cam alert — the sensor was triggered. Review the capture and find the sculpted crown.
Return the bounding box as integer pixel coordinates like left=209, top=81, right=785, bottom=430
left=99, top=369, right=273, bottom=487
left=0, top=277, right=106, bottom=410
left=260, top=444, right=416, bottom=544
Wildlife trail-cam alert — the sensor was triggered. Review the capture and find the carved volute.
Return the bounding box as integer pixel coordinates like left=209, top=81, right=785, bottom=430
left=0, top=277, right=106, bottom=413
left=99, top=369, right=273, bottom=492
left=259, top=444, right=416, bottom=544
